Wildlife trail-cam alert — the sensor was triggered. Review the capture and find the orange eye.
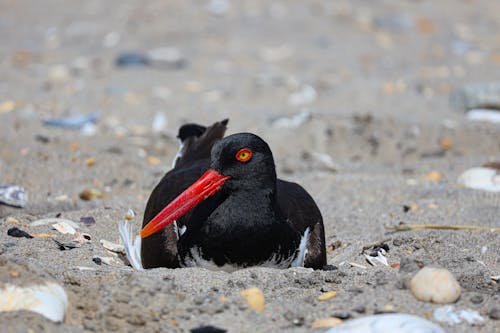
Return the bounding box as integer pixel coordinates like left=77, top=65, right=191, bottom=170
left=235, top=148, right=252, bottom=163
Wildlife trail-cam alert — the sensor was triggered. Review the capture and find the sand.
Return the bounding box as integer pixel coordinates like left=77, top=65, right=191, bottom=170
left=0, top=1, right=499, bottom=332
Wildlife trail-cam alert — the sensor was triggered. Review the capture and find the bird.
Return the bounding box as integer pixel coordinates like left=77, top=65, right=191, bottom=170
left=140, top=119, right=326, bottom=271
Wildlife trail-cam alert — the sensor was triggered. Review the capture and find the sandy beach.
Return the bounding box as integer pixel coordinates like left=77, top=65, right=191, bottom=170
left=0, top=1, right=499, bottom=332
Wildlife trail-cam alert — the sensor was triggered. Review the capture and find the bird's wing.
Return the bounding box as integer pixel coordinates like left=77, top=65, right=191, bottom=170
left=277, top=179, right=326, bottom=269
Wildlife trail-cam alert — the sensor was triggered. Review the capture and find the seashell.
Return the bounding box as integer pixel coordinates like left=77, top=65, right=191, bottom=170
left=53, top=239, right=80, bottom=251
left=433, top=305, right=484, bottom=325
left=270, top=110, right=312, bottom=128
left=0, top=185, right=28, bottom=208
left=318, top=291, right=337, bottom=301
left=52, top=222, right=76, bottom=235
left=311, top=317, right=343, bottom=328
left=30, top=218, right=80, bottom=228
left=100, top=239, right=125, bottom=254
left=124, top=209, right=136, bottom=220
left=72, top=232, right=91, bottom=244
left=458, top=167, right=500, bottom=192
left=42, top=112, right=99, bottom=129
left=118, top=219, right=143, bottom=270
left=325, top=314, right=445, bottom=333
left=240, top=287, right=265, bottom=312
left=0, top=282, right=68, bottom=322
left=410, top=267, right=461, bottom=304
left=466, top=109, right=500, bottom=124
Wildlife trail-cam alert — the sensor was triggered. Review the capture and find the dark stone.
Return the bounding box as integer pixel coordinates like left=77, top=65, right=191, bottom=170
left=470, top=294, right=484, bottom=304
left=115, top=52, right=150, bottom=67
left=489, top=308, right=500, bottom=320
left=331, top=312, right=351, bottom=319
left=352, top=305, right=366, bottom=314
left=35, top=134, right=50, bottom=143
left=93, top=257, right=102, bottom=265
left=80, top=216, right=96, bottom=226
left=7, top=227, right=33, bottom=238
left=190, top=326, right=227, bottom=333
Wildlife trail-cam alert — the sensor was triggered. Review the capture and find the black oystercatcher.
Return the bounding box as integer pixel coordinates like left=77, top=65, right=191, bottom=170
left=141, top=119, right=326, bottom=271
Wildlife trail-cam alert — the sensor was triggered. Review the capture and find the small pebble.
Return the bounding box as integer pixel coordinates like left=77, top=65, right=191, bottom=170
left=489, top=307, right=500, bottom=320
left=79, top=189, right=104, bottom=201
left=469, top=294, right=483, bottom=304
left=311, top=317, right=343, bottom=329
left=92, top=257, right=102, bottom=265
left=410, top=267, right=461, bottom=304
left=318, top=291, right=337, bottom=301
left=7, top=227, right=33, bottom=239
left=331, top=312, right=351, bottom=320
left=115, top=52, right=150, bottom=67
left=240, top=287, right=265, bottom=312
left=79, top=216, right=96, bottom=226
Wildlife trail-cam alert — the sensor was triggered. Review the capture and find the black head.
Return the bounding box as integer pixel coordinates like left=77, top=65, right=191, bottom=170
left=210, top=133, right=277, bottom=192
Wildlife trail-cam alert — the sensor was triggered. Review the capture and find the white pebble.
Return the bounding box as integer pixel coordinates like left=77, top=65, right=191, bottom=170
left=410, top=267, right=461, bottom=304
left=458, top=167, right=500, bottom=192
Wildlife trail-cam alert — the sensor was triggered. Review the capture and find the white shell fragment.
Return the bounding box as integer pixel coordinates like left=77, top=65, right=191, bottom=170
left=100, top=239, right=125, bottom=254
left=364, top=252, right=389, bottom=266
left=72, top=232, right=91, bottom=244
left=52, top=222, right=76, bottom=235
left=466, top=109, right=500, bottom=124
left=0, top=185, right=28, bottom=208
left=458, top=167, right=500, bottom=192
left=30, top=218, right=80, bottom=229
left=433, top=305, right=484, bottom=325
left=410, top=267, right=461, bottom=304
left=124, top=208, right=136, bottom=220
left=270, top=111, right=312, bottom=128
left=118, top=219, right=143, bottom=270
left=288, top=85, right=317, bottom=106
left=325, top=314, right=445, bottom=333
left=0, top=282, right=68, bottom=322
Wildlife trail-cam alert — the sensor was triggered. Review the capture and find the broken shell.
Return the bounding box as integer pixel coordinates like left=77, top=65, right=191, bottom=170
left=0, top=185, right=28, bottom=208
left=410, top=267, right=461, bottom=304
left=311, top=317, right=343, bottom=328
left=53, top=239, right=80, bottom=251
left=100, top=239, right=125, bottom=254
left=325, top=314, right=445, bottom=333
left=433, top=305, right=484, bottom=325
left=124, top=209, right=136, bottom=220
left=30, top=218, right=80, bottom=228
left=72, top=232, right=91, bottom=244
left=240, top=287, right=265, bottom=311
left=318, top=291, right=337, bottom=301
left=458, top=167, right=500, bottom=192
left=424, top=171, right=443, bottom=182
left=52, top=222, right=76, bottom=235
left=0, top=282, right=68, bottom=322
left=364, top=252, right=389, bottom=266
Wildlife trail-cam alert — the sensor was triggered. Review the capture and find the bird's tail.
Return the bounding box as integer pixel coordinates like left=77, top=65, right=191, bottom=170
left=172, top=119, right=229, bottom=168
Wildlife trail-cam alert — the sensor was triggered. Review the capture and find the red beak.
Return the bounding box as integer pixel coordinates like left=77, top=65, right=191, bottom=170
left=141, top=169, right=230, bottom=238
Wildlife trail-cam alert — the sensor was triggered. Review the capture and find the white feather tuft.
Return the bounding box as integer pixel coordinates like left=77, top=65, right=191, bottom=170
left=118, top=220, right=144, bottom=270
